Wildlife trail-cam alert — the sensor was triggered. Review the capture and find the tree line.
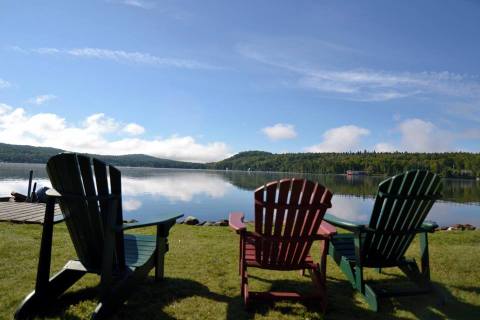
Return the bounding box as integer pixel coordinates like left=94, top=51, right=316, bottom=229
left=1, top=143, right=480, bottom=179
left=207, top=151, right=480, bottom=178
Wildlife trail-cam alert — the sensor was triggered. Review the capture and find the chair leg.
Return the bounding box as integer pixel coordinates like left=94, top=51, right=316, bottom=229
left=363, top=283, right=379, bottom=312
left=241, top=263, right=249, bottom=306
left=310, top=268, right=327, bottom=312
left=15, top=266, right=86, bottom=319
left=155, top=237, right=167, bottom=281
left=419, top=232, right=430, bottom=281
left=239, top=236, right=243, bottom=275
left=399, top=261, right=431, bottom=289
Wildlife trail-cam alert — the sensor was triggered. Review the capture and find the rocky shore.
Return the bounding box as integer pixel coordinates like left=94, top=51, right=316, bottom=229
left=177, top=216, right=477, bottom=232
left=437, top=223, right=476, bottom=231
left=176, top=216, right=232, bottom=227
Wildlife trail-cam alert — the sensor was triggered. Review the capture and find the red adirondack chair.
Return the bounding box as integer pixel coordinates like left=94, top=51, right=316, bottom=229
left=229, top=178, right=336, bottom=310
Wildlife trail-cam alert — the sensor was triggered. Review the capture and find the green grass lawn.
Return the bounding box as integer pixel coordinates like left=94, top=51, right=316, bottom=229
left=1, top=222, right=479, bottom=319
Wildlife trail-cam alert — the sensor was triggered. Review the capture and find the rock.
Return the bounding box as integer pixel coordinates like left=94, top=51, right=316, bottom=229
left=123, top=219, right=138, bottom=224
left=184, top=216, right=199, bottom=225
left=197, top=221, right=206, bottom=226
left=214, top=219, right=228, bottom=226
left=203, top=221, right=214, bottom=226
left=464, top=224, right=476, bottom=230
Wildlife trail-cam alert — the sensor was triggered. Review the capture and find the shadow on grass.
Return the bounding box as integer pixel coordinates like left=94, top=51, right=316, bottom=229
left=24, top=274, right=480, bottom=320
left=246, top=272, right=480, bottom=320
left=325, top=275, right=480, bottom=320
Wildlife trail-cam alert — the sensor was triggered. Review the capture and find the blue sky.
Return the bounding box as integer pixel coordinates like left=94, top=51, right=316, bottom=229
left=1, top=0, right=480, bottom=162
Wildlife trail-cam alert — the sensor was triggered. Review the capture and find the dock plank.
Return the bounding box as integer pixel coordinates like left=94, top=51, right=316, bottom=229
left=0, top=200, right=63, bottom=224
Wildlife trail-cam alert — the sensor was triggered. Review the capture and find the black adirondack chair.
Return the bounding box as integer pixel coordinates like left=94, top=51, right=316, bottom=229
left=325, top=170, right=442, bottom=311
left=15, top=153, right=183, bottom=319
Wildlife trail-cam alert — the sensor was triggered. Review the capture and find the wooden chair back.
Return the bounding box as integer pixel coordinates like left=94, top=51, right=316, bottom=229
left=363, top=170, right=442, bottom=266
left=253, top=178, right=332, bottom=268
left=46, top=153, right=125, bottom=271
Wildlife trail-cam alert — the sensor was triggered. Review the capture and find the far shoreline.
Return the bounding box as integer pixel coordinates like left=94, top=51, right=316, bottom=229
left=1, top=161, right=479, bottom=181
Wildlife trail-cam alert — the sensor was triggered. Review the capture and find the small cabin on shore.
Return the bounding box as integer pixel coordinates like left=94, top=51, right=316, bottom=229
left=346, top=170, right=367, bottom=176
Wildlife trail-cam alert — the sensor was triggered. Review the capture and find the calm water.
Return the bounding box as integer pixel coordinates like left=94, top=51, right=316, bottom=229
left=1, top=163, right=479, bottom=227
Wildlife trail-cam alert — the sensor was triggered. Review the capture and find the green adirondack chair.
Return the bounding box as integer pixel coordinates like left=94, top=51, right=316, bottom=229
left=325, top=170, right=442, bottom=311
left=15, top=153, right=183, bottom=319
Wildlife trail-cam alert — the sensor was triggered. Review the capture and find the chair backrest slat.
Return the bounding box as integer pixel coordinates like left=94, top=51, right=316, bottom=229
left=254, top=178, right=332, bottom=268
left=286, top=180, right=315, bottom=265
left=77, top=155, right=104, bottom=265
left=93, top=159, right=110, bottom=228
left=295, top=182, right=330, bottom=265
left=362, top=170, right=441, bottom=265
left=109, top=166, right=126, bottom=267
left=46, top=153, right=125, bottom=271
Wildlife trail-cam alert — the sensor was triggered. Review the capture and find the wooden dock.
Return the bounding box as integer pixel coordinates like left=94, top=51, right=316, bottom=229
left=0, top=200, right=64, bottom=224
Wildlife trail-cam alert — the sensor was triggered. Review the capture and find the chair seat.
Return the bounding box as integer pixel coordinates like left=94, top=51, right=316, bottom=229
left=245, top=242, right=317, bottom=270
left=124, top=234, right=157, bottom=268
left=331, top=234, right=406, bottom=268
left=330, top=234, right=356, bottom=262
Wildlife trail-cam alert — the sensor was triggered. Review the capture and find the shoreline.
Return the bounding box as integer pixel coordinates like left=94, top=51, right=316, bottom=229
left=0, top=161, right=479, bottom=181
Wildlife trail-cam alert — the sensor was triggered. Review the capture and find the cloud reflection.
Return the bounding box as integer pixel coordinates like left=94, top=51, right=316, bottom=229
left=121, top=172, right=232, bottom=202
left=330, top=195, right=373, bottom=223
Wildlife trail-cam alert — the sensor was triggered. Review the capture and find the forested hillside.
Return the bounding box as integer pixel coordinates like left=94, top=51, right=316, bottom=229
left=0, top=143, right=206, bottom=169
left=207, top=151, right=480, bottom=178
left=1, top=144, right=479, bottom=178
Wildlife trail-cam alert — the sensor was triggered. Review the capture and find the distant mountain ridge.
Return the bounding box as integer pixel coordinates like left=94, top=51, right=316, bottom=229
left=1, top=143, right=479, bottom=178
left=0, top=143, right=206, bottom=169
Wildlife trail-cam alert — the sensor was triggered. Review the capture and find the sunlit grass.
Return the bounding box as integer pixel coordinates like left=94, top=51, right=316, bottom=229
left=0, top=223, right=479, bottom=319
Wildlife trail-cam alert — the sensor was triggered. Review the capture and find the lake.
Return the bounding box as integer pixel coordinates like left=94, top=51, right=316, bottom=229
left=1, top=163, right=479, bottom=227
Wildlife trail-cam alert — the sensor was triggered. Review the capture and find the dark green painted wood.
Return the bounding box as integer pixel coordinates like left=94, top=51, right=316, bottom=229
left=15, top=153, right=182, bottom=320
left=326, top=170, right=442, bottom=311
left=35, top=196, right=55, bottom=295
left=77, top=155, right=104, bottom=267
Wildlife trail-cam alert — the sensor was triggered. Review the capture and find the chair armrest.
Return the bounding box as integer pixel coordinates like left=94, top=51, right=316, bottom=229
left=118, top=213, right=183, bottom=231
left=46, top=188, right=62, bottom=197
left=317, top=221, right=337, bottom=238
left=229, top=212, right=246, bottom=233
left=418, top=221, right=438, bottom=233
left=323, top=213, right=366, bottom=232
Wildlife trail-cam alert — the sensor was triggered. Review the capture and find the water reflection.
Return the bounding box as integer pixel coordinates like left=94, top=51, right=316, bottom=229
left=121, top=173, right=232, bottom=201
left=0, top=163, right=478, bottom=226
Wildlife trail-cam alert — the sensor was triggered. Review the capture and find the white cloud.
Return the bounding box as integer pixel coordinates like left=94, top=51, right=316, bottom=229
left=305, top=125, right=370, bottom=152
left=123, top=123, right=145, bottom=135
left=33, top=48, right=60, bottom=54
left=375, top=118, right=456, bottom=152
left=106, top=0, right=155, bottom=9
left=374, top=142, right=396, bottom=152
left=121, top=0, right=155, bottom=9
left=27, top=94, right=57, bottom=105
left=28, top=46, right=215, bottom=70
left=262, top=123, right=297, bottom=140
left=0, top=103, right=229, bottom=163
left=123, top=199, right=142, bottom=211
left=0, top=78, right=11, bottom=89
left=397, top=118, right=452, bottom=152
left=238, top=44, right=480, bottom=102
